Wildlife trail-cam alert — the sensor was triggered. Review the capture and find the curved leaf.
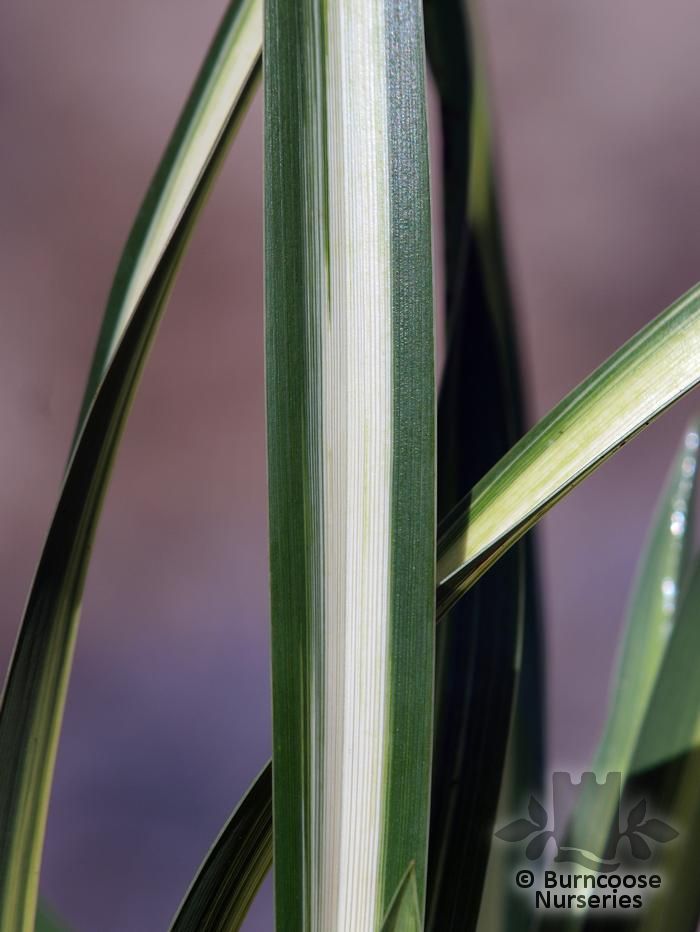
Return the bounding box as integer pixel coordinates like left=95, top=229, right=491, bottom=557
left=615, top=556, right=700, bottom=931
left=437, top=282, right=700, bottom=615
left=170, top=763, right=272, bottom=931
left=166, top=289, right=700, bottom=927
left=597, top=420, right=699, bottom=770
left=73, top=0, right=262, bottom=442
left=0, top=9, right=261, bottom=926
left=559, top=421, right=698, bottom=911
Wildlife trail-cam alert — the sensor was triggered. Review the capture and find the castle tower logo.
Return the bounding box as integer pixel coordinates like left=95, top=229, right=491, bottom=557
left=495, top=772, right=678, bottom=872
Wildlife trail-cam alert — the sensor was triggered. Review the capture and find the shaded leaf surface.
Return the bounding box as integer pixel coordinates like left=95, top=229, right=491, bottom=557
left=424, top=3, right=541, bottom=929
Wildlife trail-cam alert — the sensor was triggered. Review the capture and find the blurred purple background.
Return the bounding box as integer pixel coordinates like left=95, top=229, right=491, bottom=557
left=2, top=0, right=700, bottom=928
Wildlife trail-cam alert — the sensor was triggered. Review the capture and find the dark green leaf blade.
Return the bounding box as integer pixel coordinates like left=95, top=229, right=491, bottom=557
left=170, top=763, right=272, bottom=932
left=425, top=2, right=542, bottom=927
left=599, top=420, right=699, bottom=763
left=562, top=420, right=699, bottom=898
left=178, top=417, right=700, bottom=928
left=161, top=288, right=700, bottom=931
left=615, top=556, right=700, bottom=932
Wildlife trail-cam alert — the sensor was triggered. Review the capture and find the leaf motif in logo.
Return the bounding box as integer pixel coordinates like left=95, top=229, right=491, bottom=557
left=528, top=796, right=548, bottom=829
left=526, top=830, right=554, bottom=860
left=628, top=831, right=651, bottom=860
left=638, top=818, right=678, bottom=843
left=495, top=818, right=538, bottom=842
left=626, top=798, right=646, bottom=828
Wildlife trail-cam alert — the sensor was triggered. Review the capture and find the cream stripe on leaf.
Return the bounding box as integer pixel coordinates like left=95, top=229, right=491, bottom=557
left=437, top=282, right=700, bottom=614
left=265, top=0, right=435, bottom=929
left=153, top=276, right=700, bottom=929
left=186, top=282, right=700, bottom=926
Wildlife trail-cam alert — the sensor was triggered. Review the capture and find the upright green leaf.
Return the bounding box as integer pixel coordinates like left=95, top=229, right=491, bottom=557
left=265, top=0, right=435, bottom=927
left=380, top=864, right=421, bottom=932
left=169, top=284, right=700, bottom=930
left=602, top=420, right=699, bottom=758
left=565, top=421, right=699, bottom=863
left=586, top=554, right=700, bottom=932
left=424, top=1, right=542, bottom=927
left=0, top=9, right=261, bottom=926
left=170, top=763, right=272, bottom=932
left=436, top=285, right=700, bottom=926
left=466, top=45, right=546, bottom=822
left=534, top=423, right=700, bottom=932
left=436, top=282, right=700, bottom=610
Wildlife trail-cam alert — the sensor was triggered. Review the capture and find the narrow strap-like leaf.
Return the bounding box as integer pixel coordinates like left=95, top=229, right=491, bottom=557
left=73, top=0, right=261, bottom=442
left=424, top=2, right=541, bottom=928
left=464, top=44, right=547, bottom=829
left=536, top=423, right=700, bottom=932
left=603, top=555, right=700, bottom=932
left=380, top=863, right=421, bottom=932
left=265, top=0, right=435, bottom=927
left=167, top=290, right=700, bottom=928
left=0, top=29, right=260, bottom=929
left=601, top=420, right=699, bottom=757
left=437, top=282, right=700, bottom=615
left=170, top=763, right=272, bottom=931
left=564, top=422, right=699, bottom=870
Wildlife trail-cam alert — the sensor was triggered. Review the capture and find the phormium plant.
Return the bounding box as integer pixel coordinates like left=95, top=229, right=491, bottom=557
left=2, top=0, right=700, bottom=930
